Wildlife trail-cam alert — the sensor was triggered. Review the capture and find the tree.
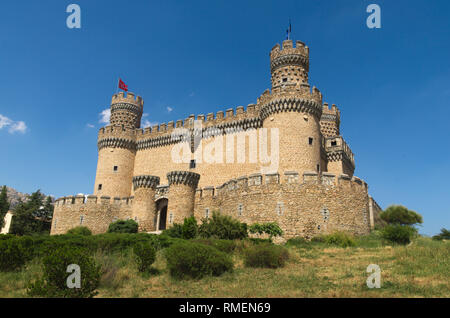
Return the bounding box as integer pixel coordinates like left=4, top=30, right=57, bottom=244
left=107, top=219, right=138, bottom=233
left=10, top=190, right=49, bottom=235
left=432, top=228, right=450, bottom=241
left=0, top=186, right=10, bottom=229
left=181, top=216, right=198, bottom=239
left=380, top=205, right=423, bottom=226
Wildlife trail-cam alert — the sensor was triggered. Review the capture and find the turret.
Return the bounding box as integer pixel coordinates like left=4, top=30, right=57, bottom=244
left=93, top=92, right=143, bottom=198
left=270, top=40, right=310, bottom=91
left=166, top=171, right=200, bottom=227
left=260, top=40, right=324, bottom=174
left=320, top=103, right=341, bottom=137
left=131, top=175, right=160, bottom=231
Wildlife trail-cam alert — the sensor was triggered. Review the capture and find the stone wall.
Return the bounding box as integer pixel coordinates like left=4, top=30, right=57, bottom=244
left=194, top=171, right=371, bottom=240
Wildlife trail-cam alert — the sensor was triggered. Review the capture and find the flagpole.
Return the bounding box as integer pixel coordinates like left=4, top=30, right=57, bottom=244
left=116, top=77, right=119, bottom=94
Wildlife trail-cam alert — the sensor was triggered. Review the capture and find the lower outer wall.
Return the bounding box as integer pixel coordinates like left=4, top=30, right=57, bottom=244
left=194, top=182, right=371, bottom=239
left=51, top=182, right=370, bottom=238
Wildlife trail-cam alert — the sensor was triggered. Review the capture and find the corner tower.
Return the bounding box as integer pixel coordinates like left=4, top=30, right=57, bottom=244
left=260, top=40, right=323, bottom=174
left=93, top=92, right=143, bottom=198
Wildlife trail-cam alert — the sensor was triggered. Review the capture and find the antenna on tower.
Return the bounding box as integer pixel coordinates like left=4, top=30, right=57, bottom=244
left=286, top=18, right=292, bottom=40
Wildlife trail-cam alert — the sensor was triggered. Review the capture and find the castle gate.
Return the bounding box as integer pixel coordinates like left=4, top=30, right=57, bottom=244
left=155, top=198, right=168, bottom=231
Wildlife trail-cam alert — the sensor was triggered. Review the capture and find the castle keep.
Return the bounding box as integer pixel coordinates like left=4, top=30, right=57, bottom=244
left=51, top=39, right=382, bottom=239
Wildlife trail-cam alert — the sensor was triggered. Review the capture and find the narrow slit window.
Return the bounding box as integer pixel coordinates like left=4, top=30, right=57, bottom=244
left=98, top=184, right=102, bottom=190
left=190, top=159, right=196, bottom=169
left=309, top=137, right=313, bottom=145
left=113, top=166, right=118, bottom=172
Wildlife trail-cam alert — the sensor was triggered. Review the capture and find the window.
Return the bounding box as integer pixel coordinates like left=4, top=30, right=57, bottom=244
left=80, top=215, right=84, bottom=225
left=309, top=137, right=313, bottom=145
left=98, top=184, right=102, bottom=191
left=282, top=78, right=288, bottom=83
left=190, top=159, right=196, bottom=169
left=318, top=225, right=321, bottom=230
left=169, top=213, right=173, bottom=224
left=331, top=140, right=337, bottom=146
left=276, top=202, right=284, bottom=216
left=237, top=204, right=243, bottom=216
left=113, top=166, right=118, bottom=172
left=205, top=208, right=210, bottom=219
left=317, top=164, right=320, bottom=172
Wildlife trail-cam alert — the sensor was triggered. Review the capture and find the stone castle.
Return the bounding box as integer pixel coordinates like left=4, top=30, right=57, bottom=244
left=51, top=39, right=382, bottom=239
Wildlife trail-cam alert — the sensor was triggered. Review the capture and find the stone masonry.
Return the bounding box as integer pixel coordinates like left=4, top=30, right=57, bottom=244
left=51, top=39, right=381, bottom=239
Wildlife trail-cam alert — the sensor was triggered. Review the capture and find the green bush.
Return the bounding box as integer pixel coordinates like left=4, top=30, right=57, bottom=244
left=432, top=228, right=450, bottom=241
left=243, top=243, right=289, bottom=268
left=165, top=241, right=233, bottom=279
left=249, top=222, right=283, bottom=241
left=27, top=245, right=101, bottom=298
left=67, top=226, right=92, bottom=236
left=182, top=216, right=198, bottom=239
left=192, top=238, right=236, bottom=253
left=107, top=219, right=139, bottom=234
left=133, top=242, right=156, bottom=272
left=163, top=223, right=183, bottom=238
left=198, top=212, right=248, bottom=240
left=323, top=232, right=356, bottom=248
left=0, top=239, right=30, bottom=271
left=381, top=224, right=417, bottom=245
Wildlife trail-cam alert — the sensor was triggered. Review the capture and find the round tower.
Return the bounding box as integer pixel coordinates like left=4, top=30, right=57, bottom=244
left=166, top=171, right=200, bottom=227
left=93, top=92, right=143, bottom=198
left=132, top=175, right=160, bottom=231
left=260, top=40, right=323, bottom=174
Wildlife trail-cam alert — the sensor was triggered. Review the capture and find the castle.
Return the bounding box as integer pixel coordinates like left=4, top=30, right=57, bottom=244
left=51, top=39, right=383, bottom=239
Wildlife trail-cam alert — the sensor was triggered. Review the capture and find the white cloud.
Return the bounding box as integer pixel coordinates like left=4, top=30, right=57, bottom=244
left=0, top=114, right=27, bottom=134
left=142, top=120, right=158, bottom=128
left=142, top=113, right=149, bottom=117
left=99, top=109, right=111, bottom=124
left=167, top=106, right=173, bottom=113
left=86, top=123, right=95, bottom=128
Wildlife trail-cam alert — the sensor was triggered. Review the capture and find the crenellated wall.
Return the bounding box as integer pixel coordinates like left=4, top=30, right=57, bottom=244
left=194, top=171, right=372, bottom=240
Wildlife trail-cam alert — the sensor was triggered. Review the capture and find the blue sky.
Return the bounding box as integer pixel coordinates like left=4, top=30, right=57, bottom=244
left=0, top=0, right=449, bottom=236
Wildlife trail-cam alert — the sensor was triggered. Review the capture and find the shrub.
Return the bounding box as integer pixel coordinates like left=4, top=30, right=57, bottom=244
left=285, top=237, right=311, bottom=248
left=165, top=241, right=233, bottom=279
left=133, top=242, right=156, bottom=272
left=107, top=219, right=138, bottom=234
left=380, top=205, right=423, bottom=226
left=163, top=223, right=183, bottom=238
left=67, top=226, right=92, bottom=236
left=182, top=216, right=198, bottom=239
left=381, top=224, right=417, bottom=245
left=192, top=238, right=237, bottom=254
left=249, top=222, right=283, bottom=241
left=432, top=228, right=450, bottom=241
left=243, top=243, right=289, bottom=268
left=0, top=239, right=29, bottom=271
left=323, top=232, right=356, bottom=248
left=27, top=245, right=101, bottom=298
left=198, top=212, right=248, bottom=240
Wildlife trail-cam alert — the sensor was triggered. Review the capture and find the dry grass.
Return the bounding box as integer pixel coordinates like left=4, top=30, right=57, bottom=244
left=0, top=237, right=448, bottom=298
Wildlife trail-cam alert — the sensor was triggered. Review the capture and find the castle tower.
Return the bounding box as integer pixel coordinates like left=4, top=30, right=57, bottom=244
left=260, top=40, right=323, bottom=174
left=93, top=92, right=143, bottom=198
left=320, top=103, right=341, bottom=137
left=166, top=171, right=200, bottom=227
left=132, top=175, right=160, bottom=231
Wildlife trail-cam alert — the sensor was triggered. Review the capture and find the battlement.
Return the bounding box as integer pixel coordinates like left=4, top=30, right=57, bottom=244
left=270, top=40, right=309, bottom=61
left=55, top=195, right=134, bottom=207
left=196, top=171, right=367, bottom=199
left=111, top=91, right=144, bottom=108
left=135, top=103, right=262, bottom=145
left=321, top=103, right=341, bottom=120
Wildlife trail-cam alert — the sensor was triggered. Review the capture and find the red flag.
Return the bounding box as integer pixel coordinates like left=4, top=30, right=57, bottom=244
left=118, top=78, right=128, bottom=92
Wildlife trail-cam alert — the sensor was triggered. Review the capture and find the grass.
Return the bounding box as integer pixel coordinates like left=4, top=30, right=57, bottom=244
left=0, top=236, right=448, bottom=298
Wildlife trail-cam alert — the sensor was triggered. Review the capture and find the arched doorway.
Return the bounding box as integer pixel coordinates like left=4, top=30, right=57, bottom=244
left=155, top=198, right=168, bottom=231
